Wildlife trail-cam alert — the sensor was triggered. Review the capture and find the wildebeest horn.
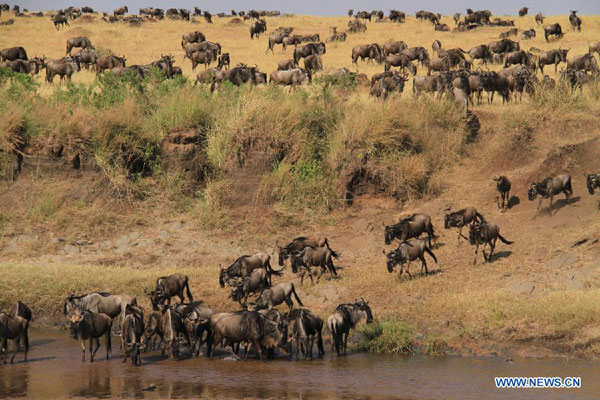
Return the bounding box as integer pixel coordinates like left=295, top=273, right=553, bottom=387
left=382, top=249, right=386, bottom=255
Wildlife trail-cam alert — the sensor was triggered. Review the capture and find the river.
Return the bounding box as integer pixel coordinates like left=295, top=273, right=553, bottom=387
left=0, top=329, right=599, bottom=399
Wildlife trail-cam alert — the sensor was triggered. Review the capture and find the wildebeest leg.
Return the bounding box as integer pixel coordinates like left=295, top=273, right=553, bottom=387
left=489, top=238, right=496, bottom=262
left=92, top=337, right=101, bottom=362
left=343, top=331, right=348, bottom=355
left=405, top=261, right=413, bottom=278
left=253, top=338, right=264, bottom=361
left=537, top=198, right=542, bottom=210
left=419, top=255, right=429, bottom=275
left=549, top=194, right=554, bottom=212
left=285, top=297, right=294, bottom=310
left=10, top=337, right=19, bottom=364
left=458, top=226, right=463, bottom=244
left=473, top=243, right=479, bottom=265
left=81, top=339, right=86, bottom=361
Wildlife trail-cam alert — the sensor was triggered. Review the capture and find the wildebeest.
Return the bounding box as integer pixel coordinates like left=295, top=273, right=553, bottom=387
left=255, top=282, right=304, bottom=310
left=567, top=53, right=599, bottom=73
left=426, top=57, right=450, bottom=76
left=277, top=59, right=297, bottom=71
left=204, top=11, right=213, bottom=23
left=488, top=39, right=520, bottom=55
left=72, top=48, right=98, bottom=69
left=535, top=12, right=544, bottom=25
left=569, top=10, right=581, bottom=32
left=384, top=214, right=436, bottom=247
left=230, top=268, right=270, bottom=306
left=537, top=48, right=569, bottom=74
left=96, top=55, right=126, bottom=73
left=493, top=176, right=512, bottom=209
left=70, top=309, right=112, bottom=362
left=504, top=50, right=533, bottom=68
left=435, top=23, right=450, bottom=32
left=66, top=36, right=93, bottom=55
left=413, top=75, right=441, bottom=97
left=10, top=301, right=32, bottom=323
left=325, top=31, right=347, bottom=43
left=113, top=6, right=128, bottom=16
left=63, top=292, right=137, bottom=322
left=292, top=246, right=338, bottom=284
left=219, top=252, right=278, bottom=288
left=217, top=53, right=230, bottom=70
left=152, top=306, right=190, bottom=359
left=544, top=23, right=564, bottom=42
left=384, top=238, right=437, bottom=278
left=347, top=20, right=367, bottom=33
left=518, top=7, right=528, bottom=17
left=181, top=31, right=206, bottom=48
left=469, top=222, right=513, bottom=264
left=444, top=206, right=485, bottom=243
left=521, top=29, right=536, bottom=40
left=1, top=46, right=28, bottom=61
left=294, top=42, right=326, bottom=64
left=402, top=46, right=430, bottom=67
left=385, top=53, right=416, bottom=74
left=121, top=305, right=144, bottom=366
left=277, top=236, right=339, bottom=269
left=468, top=45, right=493, bottom=65
left=45, top=57, right=79, bottom=83
left=303, top=54, right=323, bottom=74
left=327, top=299, right=373, bottom=356
left=147, top=273, right=193, bottom=311
left=352, top=43, right=384, bottom=64
left=250, top=18, right=267, bottom=39
left=285, top=308, right=324, bottom=358
left=586, top=173, right=600, bottom=197
left=267, top=33, right=289, bottom=53
left=589, top=42, right=600, bottom=56
left=0, top=313, right=29, bottom=363
left=189, top=50, right=213, bottom=70
left=0, top=59, right=40, bottom=75
left=499, top=28, right=518, bottom=39
left=52, top=13, right=70, bottom=29
left=370, top=71, right=407, bottom=99
left=528, top=174, right=573, bottom=212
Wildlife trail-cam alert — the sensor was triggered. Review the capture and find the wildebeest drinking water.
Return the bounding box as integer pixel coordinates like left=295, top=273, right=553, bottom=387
left=493, top=176, right=512, bottom=209
left=147, top=273, right=193, bottom=310
left=528, top=173, right=573, bottom=212
left=121, top=305, right=144, bottom=366
left=70, top=309, right=112, bottom=362
left=384, top=214, right=436, bottom=247
left=469, top=222, right=513, bottom=265
left=327, top=299, right=373, bottom=356
left=0, top=313, right=29, bottom=363
left=444, top=206, right=485, bottom=243
left=383, top=238, right=438, bottom=278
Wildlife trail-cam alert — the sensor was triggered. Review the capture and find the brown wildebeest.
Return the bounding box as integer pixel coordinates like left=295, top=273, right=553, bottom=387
left=383, top=40, right=407, bottom=56
left=444, top=207, right=485, bottom=243
left=427, top=56, right=450, bottom=75
left=383, top=238, right=437, bottom=278
left=277, top=236, right=339, bottom=267
left=432, top=39, right=442, bottom=54
left=589, top=42, right=600, bottom=56
left=569, top=10, right=581, bottom=32
left=181, top=31, right=206, bottom=48
left=327, top=299, right=373, bottom=356
left=494, top=176, right=512, bottom=209
left=220, top=252, right=277, bottom=287
left=96, top=55, right=126, bottom=73
left=567, top=53, right=599, bottom=73
left=45, top=57, right=79, bottom=83
left=535, top=12, right=544, bottom=25
left=402, top=46, right=430, bottom=67
left=469, top=222, right=513, bottom=264
left=0, top=313, right=28, bottom=363
left=0, top=59, right=40, bottom=75
left=468, top=44, right=493, bottom=65
left=537, top=48, right=569, bottom=74
left=155, top=306, right=190, bottom=360
left=521, top=29, right=536, bottom=40
left=189, top=50, right=213, bottom=70
left=72, top=48, right=98, bottom=69
left=113, top=6, right=128, bottom=16
left=384, top=214, right=436, bottom=247
left=70, top=309, right=112, bottom=362
left=147, top=273, right=193, bottom=311
left=267, top=33, right=289, bottom=53
left=52, top=14, right=70, bottom=29
left=66, top=36, right=93, bottom=55
left=518, top=7, right=528, bottom=17
left=10, top=301, right=32, bottom=323
left=230, top=268, right=270, bottom=306
left=370, top=71, right=408, bottom=99
left=292, top=246, right=338, bottom=284
left=385, top=53, right=416, bottom=74
left=303, top=54, right=323, bottom=74
left=413, top=75, right=440, bottom=97
left=544, top=23, right=564, bottom=42
left=352, top=43, right=384, bottom=64
left=250, top=18, right=267, bottom=39
left=285, top=308, right=324, bottom=358
left=277, top=59, right=297, bottom=70
left=270, top=68, right=311, bottom=88
left=63, top=292, right=137, bottom=320
left=121, top=305, right=144, bottom=366
left=0, top=46, right=28, bottom=61
left=217, top=53, right=230, bottom=70
left=196, top=67, right=220, bottom=84
left=293, top=42, right=326, bottom=64
left=504, top=50, right=533, bottom=68
left=255, top=282, right=304, bottom=310
left=528, top=174, right=573, bottom=212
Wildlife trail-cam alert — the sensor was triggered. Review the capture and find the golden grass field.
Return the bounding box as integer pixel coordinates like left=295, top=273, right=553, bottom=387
left=1, top=10, right=600, bottom=357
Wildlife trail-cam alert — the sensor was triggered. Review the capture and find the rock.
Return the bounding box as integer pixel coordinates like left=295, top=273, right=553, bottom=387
left=546, top=253, right=577, bottom=270
left=114, top=235, right=131, bottom=248
left=100, top=240, right=112, bottom=249
left=171, top=221, right=183, bottom=231
left=129, top=231, right=141, bottom=241
left=135, top=239, right=155, bottom=248
left=159, top=230, right=169, bottom=240
left=64, top=244, right=80, bottom=255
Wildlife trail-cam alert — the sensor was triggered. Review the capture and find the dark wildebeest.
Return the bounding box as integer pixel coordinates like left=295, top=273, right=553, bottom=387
left=82, top=6, right=94, bottom=13
left=537, top=48, right=569, bottom=74
left=1, top=46, right=28, bottom=61
left=370, top=71, right=408, bottom=99
left=0, top=59, right=40, bottom=75
left=586, top=174, right=600, bottom=202
left=285, top=308, right=324, bottom=358
left=204, top=11, right=213, bottom=23
left=292, top=246, right=338, bottom=284
left=250, top=19, right=267, bottom=39
left=528, top=174, right=573, bottom=212
left=494, top=176, right=512, bottom=209
left=504, top=50, right=533, bottom=68
left=453, top=13, right=461, bottom=25
left=384, top=214, right=436, bottom=247
left=488, top=39, right=520, bottom=55
left=385, top=53, right=416, bottom=74
left=569, top=10, right=581, bottom=32
left=53, top=13, right=70, bottom=29
left=468, top=45, right=493, bottom=65
left=147, top=273, right=193, bottom=311
left=277, top=236, right=339, bottom=270
left=567, top=53, right=599, bottom=73
left=519, top=7, right=529, bottom=17
left=544, top=23, right=564, bottom=42
left=69, top=309, right=112, bottom=362
left=427, top=57, right=451, bottom=75
left=303, top=54, right=323, bottom=75
left=277, top=59, right=297, bottom=70
left=72, top=48, right=98, bottom=70
left=181, top=31, right=206, bottom=48
left=121, top=305, right=144, bottom=366
left=402, top=46, right=430, bottom=67
left=444, top=206, right=485, bottom=243
left=255, top=282, right=304, bottom=310
left=435, top=23, right=450, bottom=32
left=352, top=43, right=384, bottom=64
left=189, top=50, right=213, bottom=70
left=499, top=28, right=518, bottom=39
left=294, top=42, right=326, bottom=64
left=219, top=253, right=277, bottom=288
left=153, top=306, right=190, bottom=360
left=184, top=41, right=221, bottom=61
left=432, top=39, right=442, bottom=54
left=521, top=29, right=536, bottom=40
left=390, top=10, right=406, bottom=23
left=179, top=303, right=216, bottom=357
left=384, top=238, right=438, bottom=278
left=469, top=222, right=513, bottom=264
left=327, top=299, right=373, bottom=356
left=356, top=10, right=372, bottom=21
left=230, top=268, right=270, bottom=306
left=66, top=36, right=93, bottom=55
left=10, top=301, right=32, bottom=323
left=383, top=40, right=407, bottom=57
left=96, top=55, right=126, bottom=73
left=348, top=9, right=354, bottom=17
left=0, top=313, right=29, bottom=364
left=208, top=311, right=284, bottom=360
left=535, top=12, right=544, bottom=25
left=113, top=6, right=128, bottom=16
left=217, top=53, right=230, bottom=70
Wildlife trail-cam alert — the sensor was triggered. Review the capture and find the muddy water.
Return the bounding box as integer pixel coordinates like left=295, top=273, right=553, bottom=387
left=1, top=329, right=599, bottom=399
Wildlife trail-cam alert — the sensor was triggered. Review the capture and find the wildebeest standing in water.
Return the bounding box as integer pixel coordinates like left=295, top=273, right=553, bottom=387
left=285, top=308, right=325, bottom=358
left=444, top=206, right=485, bottom=243
left=121, top=305, right=144, bottom=366
left=70, top=309, right=112, bottom=362
left=10, top=301, right=32, bottom=323
left=0, top=313, right=29, bottom=363
left=494, top=176, right=512, bottom=209
left=384, top=238, right=438, bottom=278
left=469, top=222, right=513, bottom=264
left=327, top=299, right=373, bottom=356
left=147, top=273, right=193, bottom=311
left=528, top=174, right=573, bottom=212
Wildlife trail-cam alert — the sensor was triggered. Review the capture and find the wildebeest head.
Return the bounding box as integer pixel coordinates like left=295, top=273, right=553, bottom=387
left=383, top=249, right=401, bottom=273
left=586, top=174, right=599, bottom=195
left=146, top=290, right=165, bottom=311
left=218, top=268, right=229, bottom=288
left=528, top=183, right=539, bottom=201
left=559, top=48, right=569, bottom=62
left=69, top=309, right=85, bottom=339
left=356, top=298, right=373, bottom=323
left=443, top=209, right=462, bottom=229
left=468, top=223, right=483, bottom=245
left=384, top=225, right=397, bottom=245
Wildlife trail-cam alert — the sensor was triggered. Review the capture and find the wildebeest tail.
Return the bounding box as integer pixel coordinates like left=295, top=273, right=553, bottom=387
left=317, top=331, right=325, bottom=356
left=185, top=278, right=194, bottom=302
left=565, top=176, right=573, bottom=195
left=497, top=233, right=513, bottom=245
left=328, top=258, right=338, bottom=276
left=325, top=241, right=339, bottom=259
left=291, top=283, right=304, bottom=307
left=424, top=246, right=438, bottom=263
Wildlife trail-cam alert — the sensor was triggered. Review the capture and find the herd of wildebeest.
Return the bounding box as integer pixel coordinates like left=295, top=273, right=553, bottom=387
left=0, top=5, right=599, bottom=104
left=1, top=5, right=600, bottom=365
